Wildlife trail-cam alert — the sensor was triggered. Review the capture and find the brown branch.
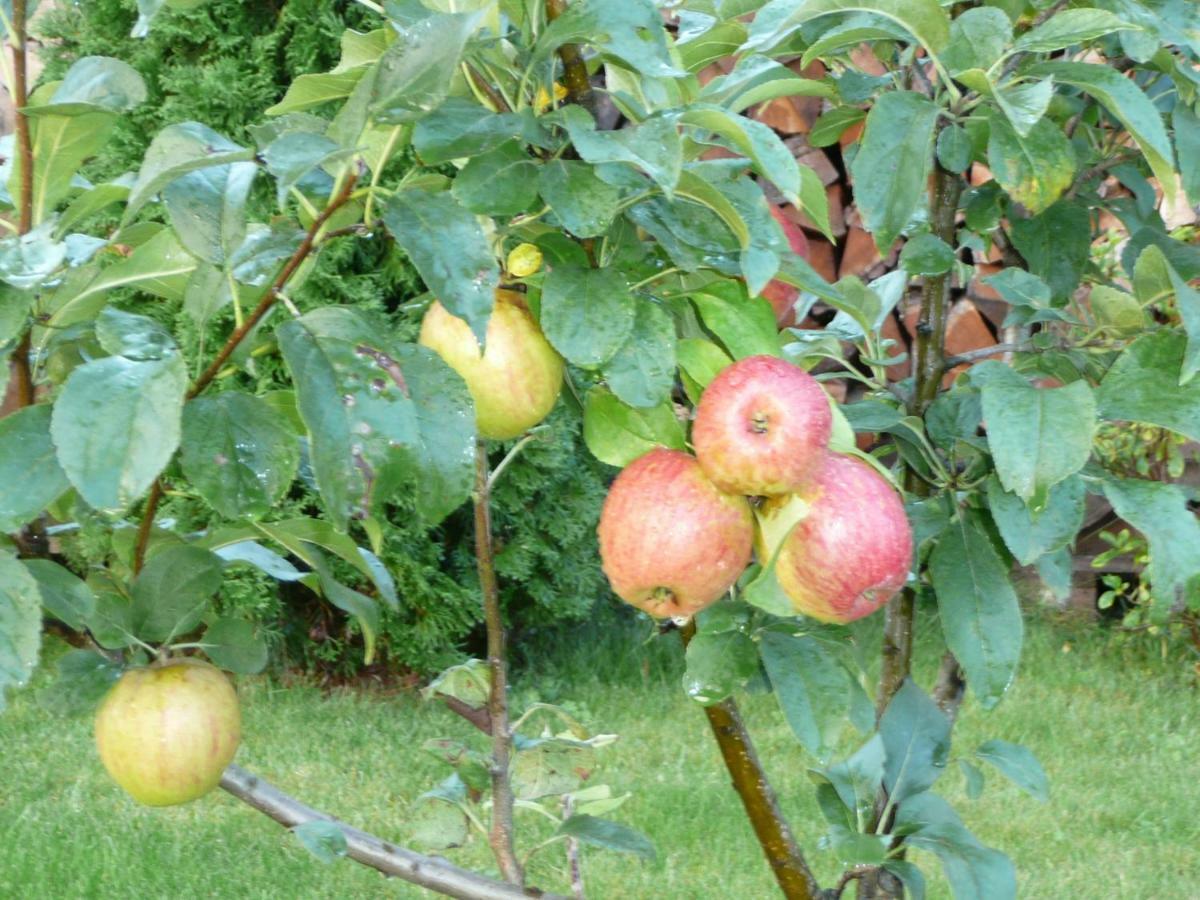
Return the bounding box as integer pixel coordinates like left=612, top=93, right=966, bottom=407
left=474, top=441, right=523, bottom=887
left=11, top=0, right=33, bottom=235
left=132, top=480, right=164, bottom=574
left=681, top=622, right=821, bottom=900
left=562, top=795, right=585, bottom=900
left=545, top=0, right=594, bottom=113
left=466, top=63, right=511, bottom=114
left=825, top=866, right=874, bottom=899
left=187, top=170, right=360, bottom=401
left=931, top=651, right=966, bottom=724
left=219, top=764, right=561, bottom=899
left=439, top=693, right=493, bottom=735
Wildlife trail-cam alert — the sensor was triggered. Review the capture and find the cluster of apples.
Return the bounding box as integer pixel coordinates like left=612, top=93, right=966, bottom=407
left=598, top=356, right=913, bottom=624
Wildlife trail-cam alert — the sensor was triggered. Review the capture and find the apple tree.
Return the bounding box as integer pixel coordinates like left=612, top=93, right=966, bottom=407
left=1, top=0, right=1199, bottom=899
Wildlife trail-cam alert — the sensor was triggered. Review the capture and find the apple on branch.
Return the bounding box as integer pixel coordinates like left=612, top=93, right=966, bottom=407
left=598, top=448, right=754, bottom=619
left=419, top=288, right=564, bottom=440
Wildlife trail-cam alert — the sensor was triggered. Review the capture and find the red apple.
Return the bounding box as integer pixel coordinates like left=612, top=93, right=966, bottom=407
left=756, top=453, right=912, bottom=623
left=761, top=205, right=811, bottom=327
left=419, top=288, right=564, bottom=440
left=692, top=355, right=832, bottom=496
left=94, top=658, right=241, bottom=806
left=598, top=448, right=753, bottom=618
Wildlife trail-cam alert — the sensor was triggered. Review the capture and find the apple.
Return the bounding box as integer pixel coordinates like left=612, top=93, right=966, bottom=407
left=761, top=205, right=811, bottom=327
left=692, top=355, right=832, bottom=496
left=598, top=448, right=753, bottom=618
left=94, top=658, right=241, bottom=806
left=419, top=288, right=564, bottom=440
left=756, top=453, right=912, bottom=623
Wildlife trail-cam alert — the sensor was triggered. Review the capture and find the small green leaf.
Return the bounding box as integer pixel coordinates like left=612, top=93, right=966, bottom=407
left=986, top=475, right=1085, bottom=566
left=0, top=552, right=42, bottom=711
left=1015, top=9, right=1138, bottom=52
left=451, top=142, right=539, bottom=216
left=131, top=544, right=223, bottom=644
left=22, top=560, right=95, bottom=632
left=541, top=266, right=635, bottom=367
left=124, top=122, right=255, bottom=222
left=895, top=792, right=1016, bottom=900
left=560, top=106, right=682, bottom=194
left=901, top=233, right=956, bottom=276
left=558, top=815, right=656, bottom=860
left=25, top=56, right=147, bottom=116
left=1096, top=331, right=1200, bottom=442
left=986, top=112, right=1075, bottom=214
left=879, top=679, right=950, bottom=803
left=942, top=7, right=1011, bottom=75
left=602, top=300, right=676, bottom=408
left=759, top=629, right=855, bottom=761
left=538, top=160, right=621, bottom=238
left=203, top=617, right=269, bottom=674
left=960, top=759, right=985, bottom=800
left=1008, top=200, right=1091, bottom=299
left=683, top=629, right=759, bottom=706
left=745, top=0, right=952, bottom=60
left=36, top=648, right=122, bottom=716
left=292, top=821, right=348, bottom=864
left=975, top=739, right=1049, bottom=802
left=936, top=124, right=973, bottom=173
left=0, top=405, right=69, bottom=533
left=371, top=11, right=481, bottom=124
left=1175, top=105, right=1200, bottom=206
left=582, top=388, right=684, bottom=467
left=691, top=289, right=780, bottom=359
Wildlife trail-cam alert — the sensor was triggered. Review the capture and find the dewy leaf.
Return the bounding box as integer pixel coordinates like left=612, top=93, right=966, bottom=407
left=451, top=141, right=539, bottom=216
left=24, top=56, right=147, bottom=116
left=50, top=321, right=187, bottom=513
left=683, top=629, right=759, bottom=706
left=986, top=112, right=1075, bottom=215
left=0, top=553, right=42, bottom=711
left=602, top=300, right=677, bottom=409
left=381, top=189, right=498, bottom=345
left=895, top=792, right=1017, bottom=900
left=1096, top=331, right=1200, bottom=442
left=1103, top=476, right=1200, bottom=615
left=0, top=222, right=67, bottom=290
left=744, top=0, right=952, bottom=61
left=0, top=404, right=70, bottom=533
left=125, top=122, right=255, bottom=222
left=1029, top=62, right=1175, bottom=200
left=986, top=475, right=1085, bottom=566
left=1015, top=9, right=1139, bottom=53
left=536, top=0, right=681, bottom=78
left=1007, top=200, right=1090, bottom=299
left=557, top=815, right=656, bottom=861
left=582, top=388, right=685, bottom=467
left=679, top=105, right=801, bottom=206
left=760, top=629, right=856, bottom=761
left=540, top=266, right=635, bottom=367
left=878, top=679, right=950, bottom=804
left=691, top=290, right=780, bottom=360
left=975, top=739, right=1049, bottom=802
left=930, top=509, right=1024, bottom=709
left=277, top=308, right=475, bottom=529
left=162, top=161, right=257, bottom=265
left=130, top=544, right=224, bottom=644
left=180, top=392, right=300, bottom=519
left=850, top=91, right=939, bottom=251
left=560, top=106, right=682, bottom=196
left=975, top=361, right=1095, bottom=506
left=261, top=131, right=355, bottom=207
left=371, top=10, right=481, bottom=123
left=538, top=160, right=621, bottom=238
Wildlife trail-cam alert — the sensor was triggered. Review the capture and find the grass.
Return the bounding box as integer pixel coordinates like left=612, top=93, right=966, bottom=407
left=2, top=610, right=1197, bottom=899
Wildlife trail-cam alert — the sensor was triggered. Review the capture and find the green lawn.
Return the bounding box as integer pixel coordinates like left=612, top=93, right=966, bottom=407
left=2, top=611, right=1196, bottom=899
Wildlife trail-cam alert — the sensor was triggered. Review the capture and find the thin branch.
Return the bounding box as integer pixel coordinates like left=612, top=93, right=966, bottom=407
left=680, top=622, right=821, bottom=900
left=487, top=431, right=543, bottom=492
left=475, top=441, right=524, bottom=887
left=931, top=652, right=967, bottom=724
left=825, top=866, right=874, bottom=899
left=545, top=0, right=594, bottom=113
left=132, top=480, right=164, bottom=574
left=465, top=62, right=511, bottom=114
left=562, top=795, right=585, bottom=900
left=219, top=764, right=561, bottom=900
left=11, top=0, right=32, bottom=235
left=942, top=342, right=1027, bottom=369
left=439, top=693, right=493, bottom=735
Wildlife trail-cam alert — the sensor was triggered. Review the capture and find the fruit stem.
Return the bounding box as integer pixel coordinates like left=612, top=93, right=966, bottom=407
left=474, top=441, right=524, bottom=887
left=680, top=622, right=821, bottom=900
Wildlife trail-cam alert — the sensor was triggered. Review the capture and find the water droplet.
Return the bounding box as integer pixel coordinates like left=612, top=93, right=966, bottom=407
left=343, top=394, right=356, bottom=407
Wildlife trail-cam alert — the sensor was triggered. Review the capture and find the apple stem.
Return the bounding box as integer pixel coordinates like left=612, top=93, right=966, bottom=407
left=474, top=441, right=525, bottom=887
left=679, top=622, right=821, bottom=900
left=545, top=0, right=594, bottom=115
left=219, top=764, right=558, bottom=899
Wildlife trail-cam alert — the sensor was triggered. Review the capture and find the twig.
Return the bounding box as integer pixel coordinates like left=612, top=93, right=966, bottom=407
left=132, top=480, right=165, bottom=574
left=942, top=342, right=1028, bottom=369
left=466, top=62, right=511, bottom=114
left=219, top=764, right=561, bottom=899
left=680, top=622, right=821, bottom=900
left=475, top=441, right=524, bottom=887
left=11, top=0, right=32, bottom=235
left=487, top=431, right=542, bottom=492
left=931, top=652, right=967, bottom=723
left=825, top=866, right=874, bottom=899
left=545, top=0, right=594, bottom=113
left=439, top=693, right=493, bottom=735
left=562, top=795, right=584, bottom=900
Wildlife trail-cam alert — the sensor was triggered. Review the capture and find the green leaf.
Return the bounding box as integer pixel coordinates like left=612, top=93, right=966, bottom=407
left=213, top=541, right=305, bottom=582
left=1103, top=476, right=1200, bottom=615
left=745, top=0, right=952, bottom=60
left=451, top=141, right=539, bottom=216
left=679, top=105, right=801, bottom=206
left=975, top=739, right=1048, bottom=802
left=700, top=53, right=833, bottom=113
left=995, top=80, right=1054, bottom=138
left=602, top=300, right=676, bottom=408
left=800, top=14, right=912, bottom=68
left=0, top=405, right=69, bottom=533
left=882, top=860, right=927, bottom=900
left=124, top=122, right=255, bottom=222
left=960, top=759, right=985, bottom=800
left=265, top=70, right=366, bottom=116
left=582, top=388, right=685, bottom=467
left=513, top=737, right=596, bottom=800
left=809, top=106, right=867, bottom=148
left=986, top=112, right=1075, bottom=214
left=0, top=222, right=66, bottom=290
left=252, top=518, right=394, bottom=606
left=381, top=188, right=498, bottom=345
left=879, top=679, right=950, bottom=803
left=537, top=0, right=681, bottom=78
left=942, top=7, right=1011, bottom=76
left=371, top=11, right=481, bottom=124
left=297, top=546, right=382, bottom=663
left=975, top=361, right=1094, bottom=507
left=36, top=648, right=122, bottom=716
left=809, top=734, right=885, bottom=830
left=983, top=269, right=1052, bottom=310
left=277, top=308, right=475, bottom=529
left=1096, top=331, right=1200, bottom=442
left=411, top=99, right=544, bottom=164
left=930, top=510, right=1024, bottom=709
left=901, top=233, right=956, bottom=276
left=560, top=106, right=682, bottom=195
left=936, top=124, right=973, bottom=174
left=1030, top=61, right=1175, bottom=199
left=986, top=475, right=1085, bottom=566
left=50, top=317, right=187, bottom=513
left=895, top=792, right=1017, bottom=900
left=557, top=815, right=656, bottom=861
left=1008, top=200, right=1090, bottom=299
left=691, top=290, right=780, bottom=360
left=677, top=336, right=733, bottom=402
left=24, top=56, right=147, bottom=116
left=541, top=266, right=635, bottom=367
left=131, top=545, right=223, bottom=644
left=1089, top=285, right=1145, bottom=335
left=683, top=629, right=759, bottom=706
left=538, top=160, right=621, bottom=238
left=1167, top=265, right=1200, bottom=385
left=1015, top=9, right=1138, bottom=52
left=292, top=821, right=348, bottom=864
left=180, top=392, right=300, bottom=519
left=22, top=560, right=95, bottom=632
left=0, top=552, right=42, bottom=711
left=202, top=617, right=269, bottom=674
left=759, top=629, right=855, bottom=760
left=162, top=162, right=256, bottom=265
left=1175, top=105, right=1200, bottom=206
left=850, top=91, right=939, bottom=251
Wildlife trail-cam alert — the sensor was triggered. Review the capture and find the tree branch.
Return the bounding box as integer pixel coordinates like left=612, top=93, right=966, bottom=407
left=439, top=693, right=493, bottom=735
left=545, top=0, right=594, bottom=113
left=681, top=622, right=821, bottom=900
left=11, top=0, right=33, bottom=235
left=932, top=651, right=966, bottom=723
left=219, top=764, right=561, bottom=899
left=474, top=441, right=523, bottom=886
